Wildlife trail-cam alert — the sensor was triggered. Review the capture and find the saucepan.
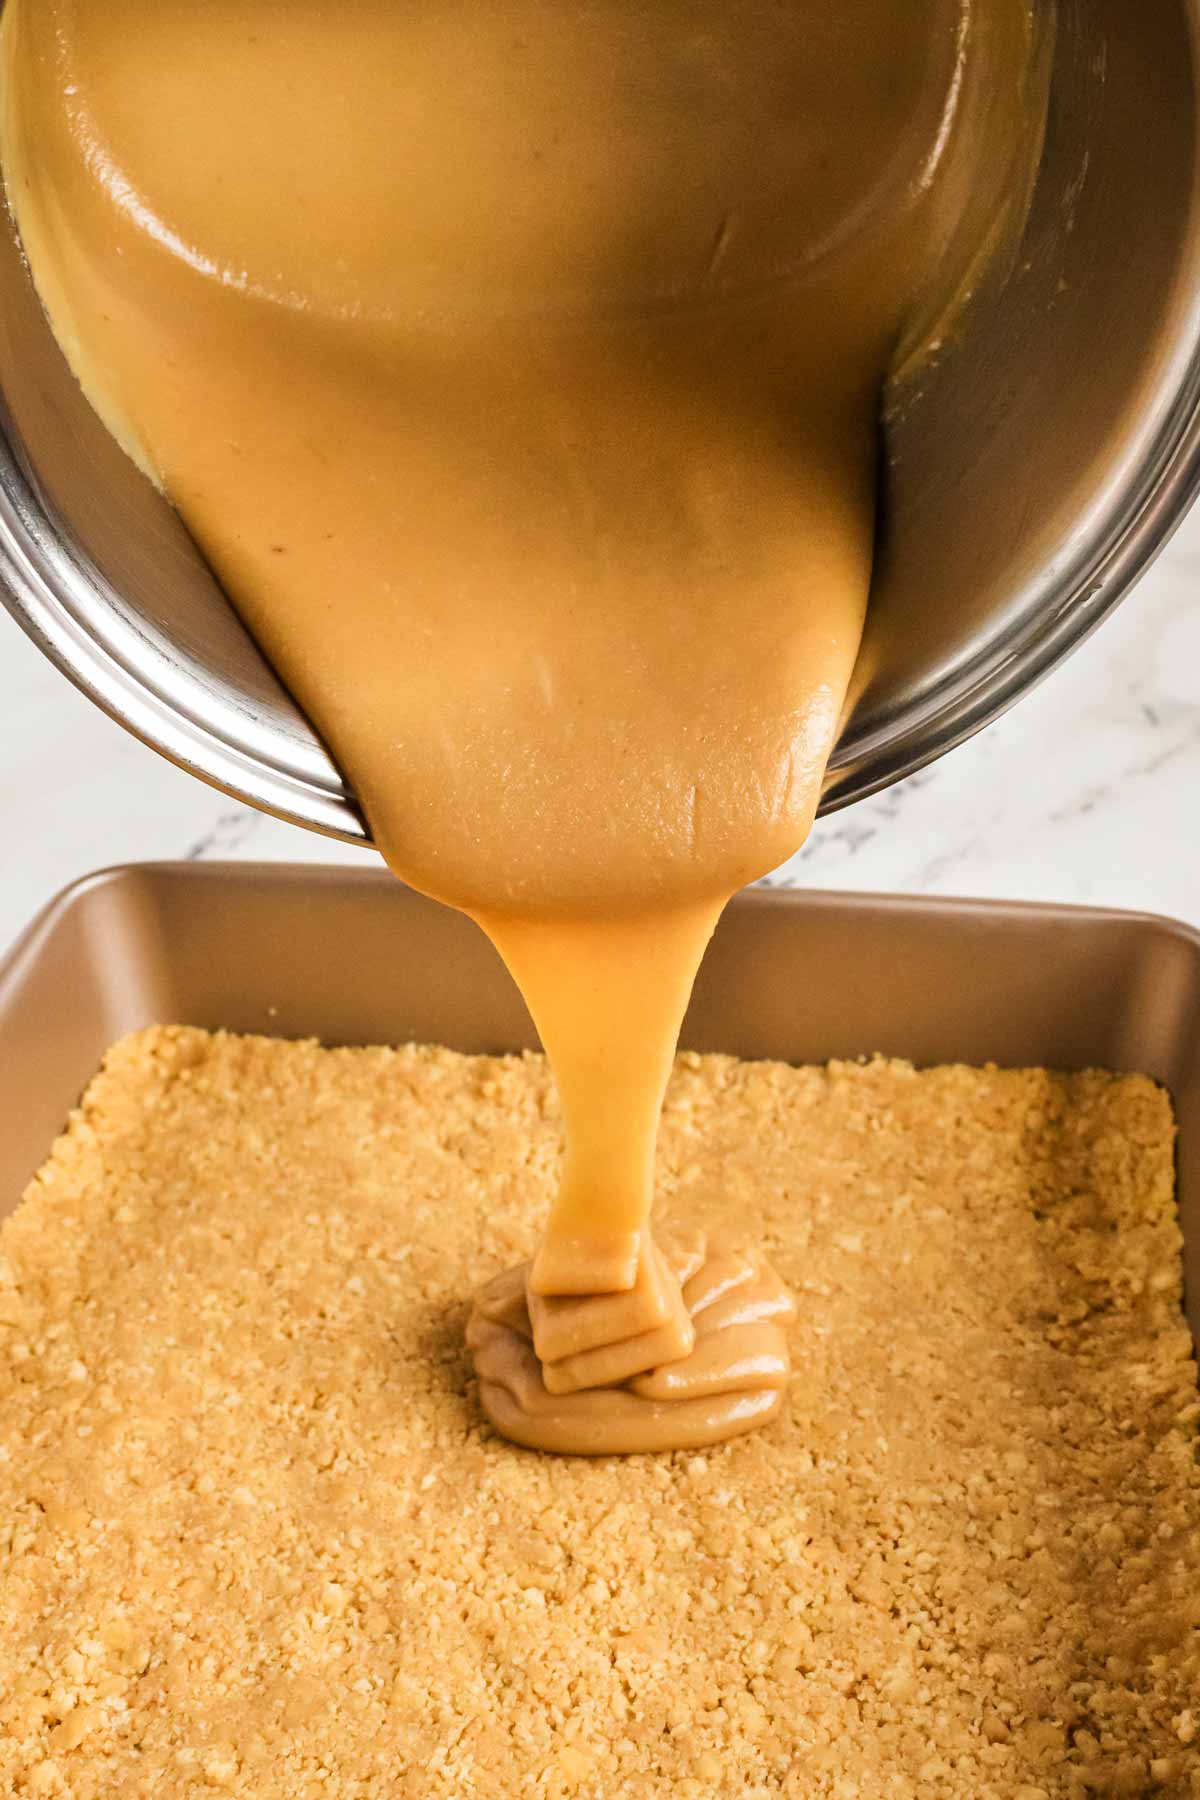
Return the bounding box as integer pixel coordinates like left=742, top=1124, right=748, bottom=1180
left=0, top=0, right=1198, bottom=844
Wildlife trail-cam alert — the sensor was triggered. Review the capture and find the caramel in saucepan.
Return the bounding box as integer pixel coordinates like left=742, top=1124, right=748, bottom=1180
left=1, top=0, right=1041, bottom=1451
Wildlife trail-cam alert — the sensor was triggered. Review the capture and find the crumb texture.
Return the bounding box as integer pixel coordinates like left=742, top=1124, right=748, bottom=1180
left=1, top=1028, right=1198, bottom=1799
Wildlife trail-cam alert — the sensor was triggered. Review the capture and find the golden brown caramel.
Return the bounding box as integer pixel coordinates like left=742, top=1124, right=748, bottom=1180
left=1, top=0, right=1041, bottom=1451
left=469, top=1231, right=797, bottom=1454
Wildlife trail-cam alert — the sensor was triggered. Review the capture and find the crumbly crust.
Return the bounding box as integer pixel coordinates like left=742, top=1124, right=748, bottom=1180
left=1, top=1028, right=1197, bottom=1798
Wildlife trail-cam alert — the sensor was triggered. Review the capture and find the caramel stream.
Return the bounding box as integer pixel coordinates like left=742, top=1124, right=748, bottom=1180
left=2, top=0, right=1039, bottom=1452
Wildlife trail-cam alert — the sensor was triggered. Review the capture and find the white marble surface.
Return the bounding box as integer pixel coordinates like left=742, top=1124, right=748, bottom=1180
left=3, top=506, right=1200, bottom=960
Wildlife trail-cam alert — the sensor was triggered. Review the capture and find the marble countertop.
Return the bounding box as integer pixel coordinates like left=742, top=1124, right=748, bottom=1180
left=3, top=507, right=1200, bottom=960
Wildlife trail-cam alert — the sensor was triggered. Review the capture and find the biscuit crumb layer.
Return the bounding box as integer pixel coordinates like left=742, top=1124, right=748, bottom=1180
left=1, top=1028, right=1198, bottom=1798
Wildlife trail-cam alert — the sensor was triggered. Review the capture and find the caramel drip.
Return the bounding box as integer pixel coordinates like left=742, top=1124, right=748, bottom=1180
left=469, top=1231, right=796, bottom=1455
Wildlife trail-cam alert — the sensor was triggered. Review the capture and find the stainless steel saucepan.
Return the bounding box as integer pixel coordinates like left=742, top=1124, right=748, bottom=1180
left=1, top=0, right=1198, bottom=843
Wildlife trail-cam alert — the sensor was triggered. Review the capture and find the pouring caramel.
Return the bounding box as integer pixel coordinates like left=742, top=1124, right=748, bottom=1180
left=1, top=0, right=1042, bottom=1452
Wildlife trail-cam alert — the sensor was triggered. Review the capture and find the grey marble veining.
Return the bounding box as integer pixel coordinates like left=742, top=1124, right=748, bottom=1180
left=3, top=508, right=1200, bottom=957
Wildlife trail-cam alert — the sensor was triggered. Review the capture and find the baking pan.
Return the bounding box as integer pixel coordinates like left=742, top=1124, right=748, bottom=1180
left=0, top=861, right=1197, bottom=1344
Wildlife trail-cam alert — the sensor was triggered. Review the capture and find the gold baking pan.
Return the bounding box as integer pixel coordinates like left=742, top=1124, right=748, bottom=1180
left=0, top=862, right=1196, bottom=1343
